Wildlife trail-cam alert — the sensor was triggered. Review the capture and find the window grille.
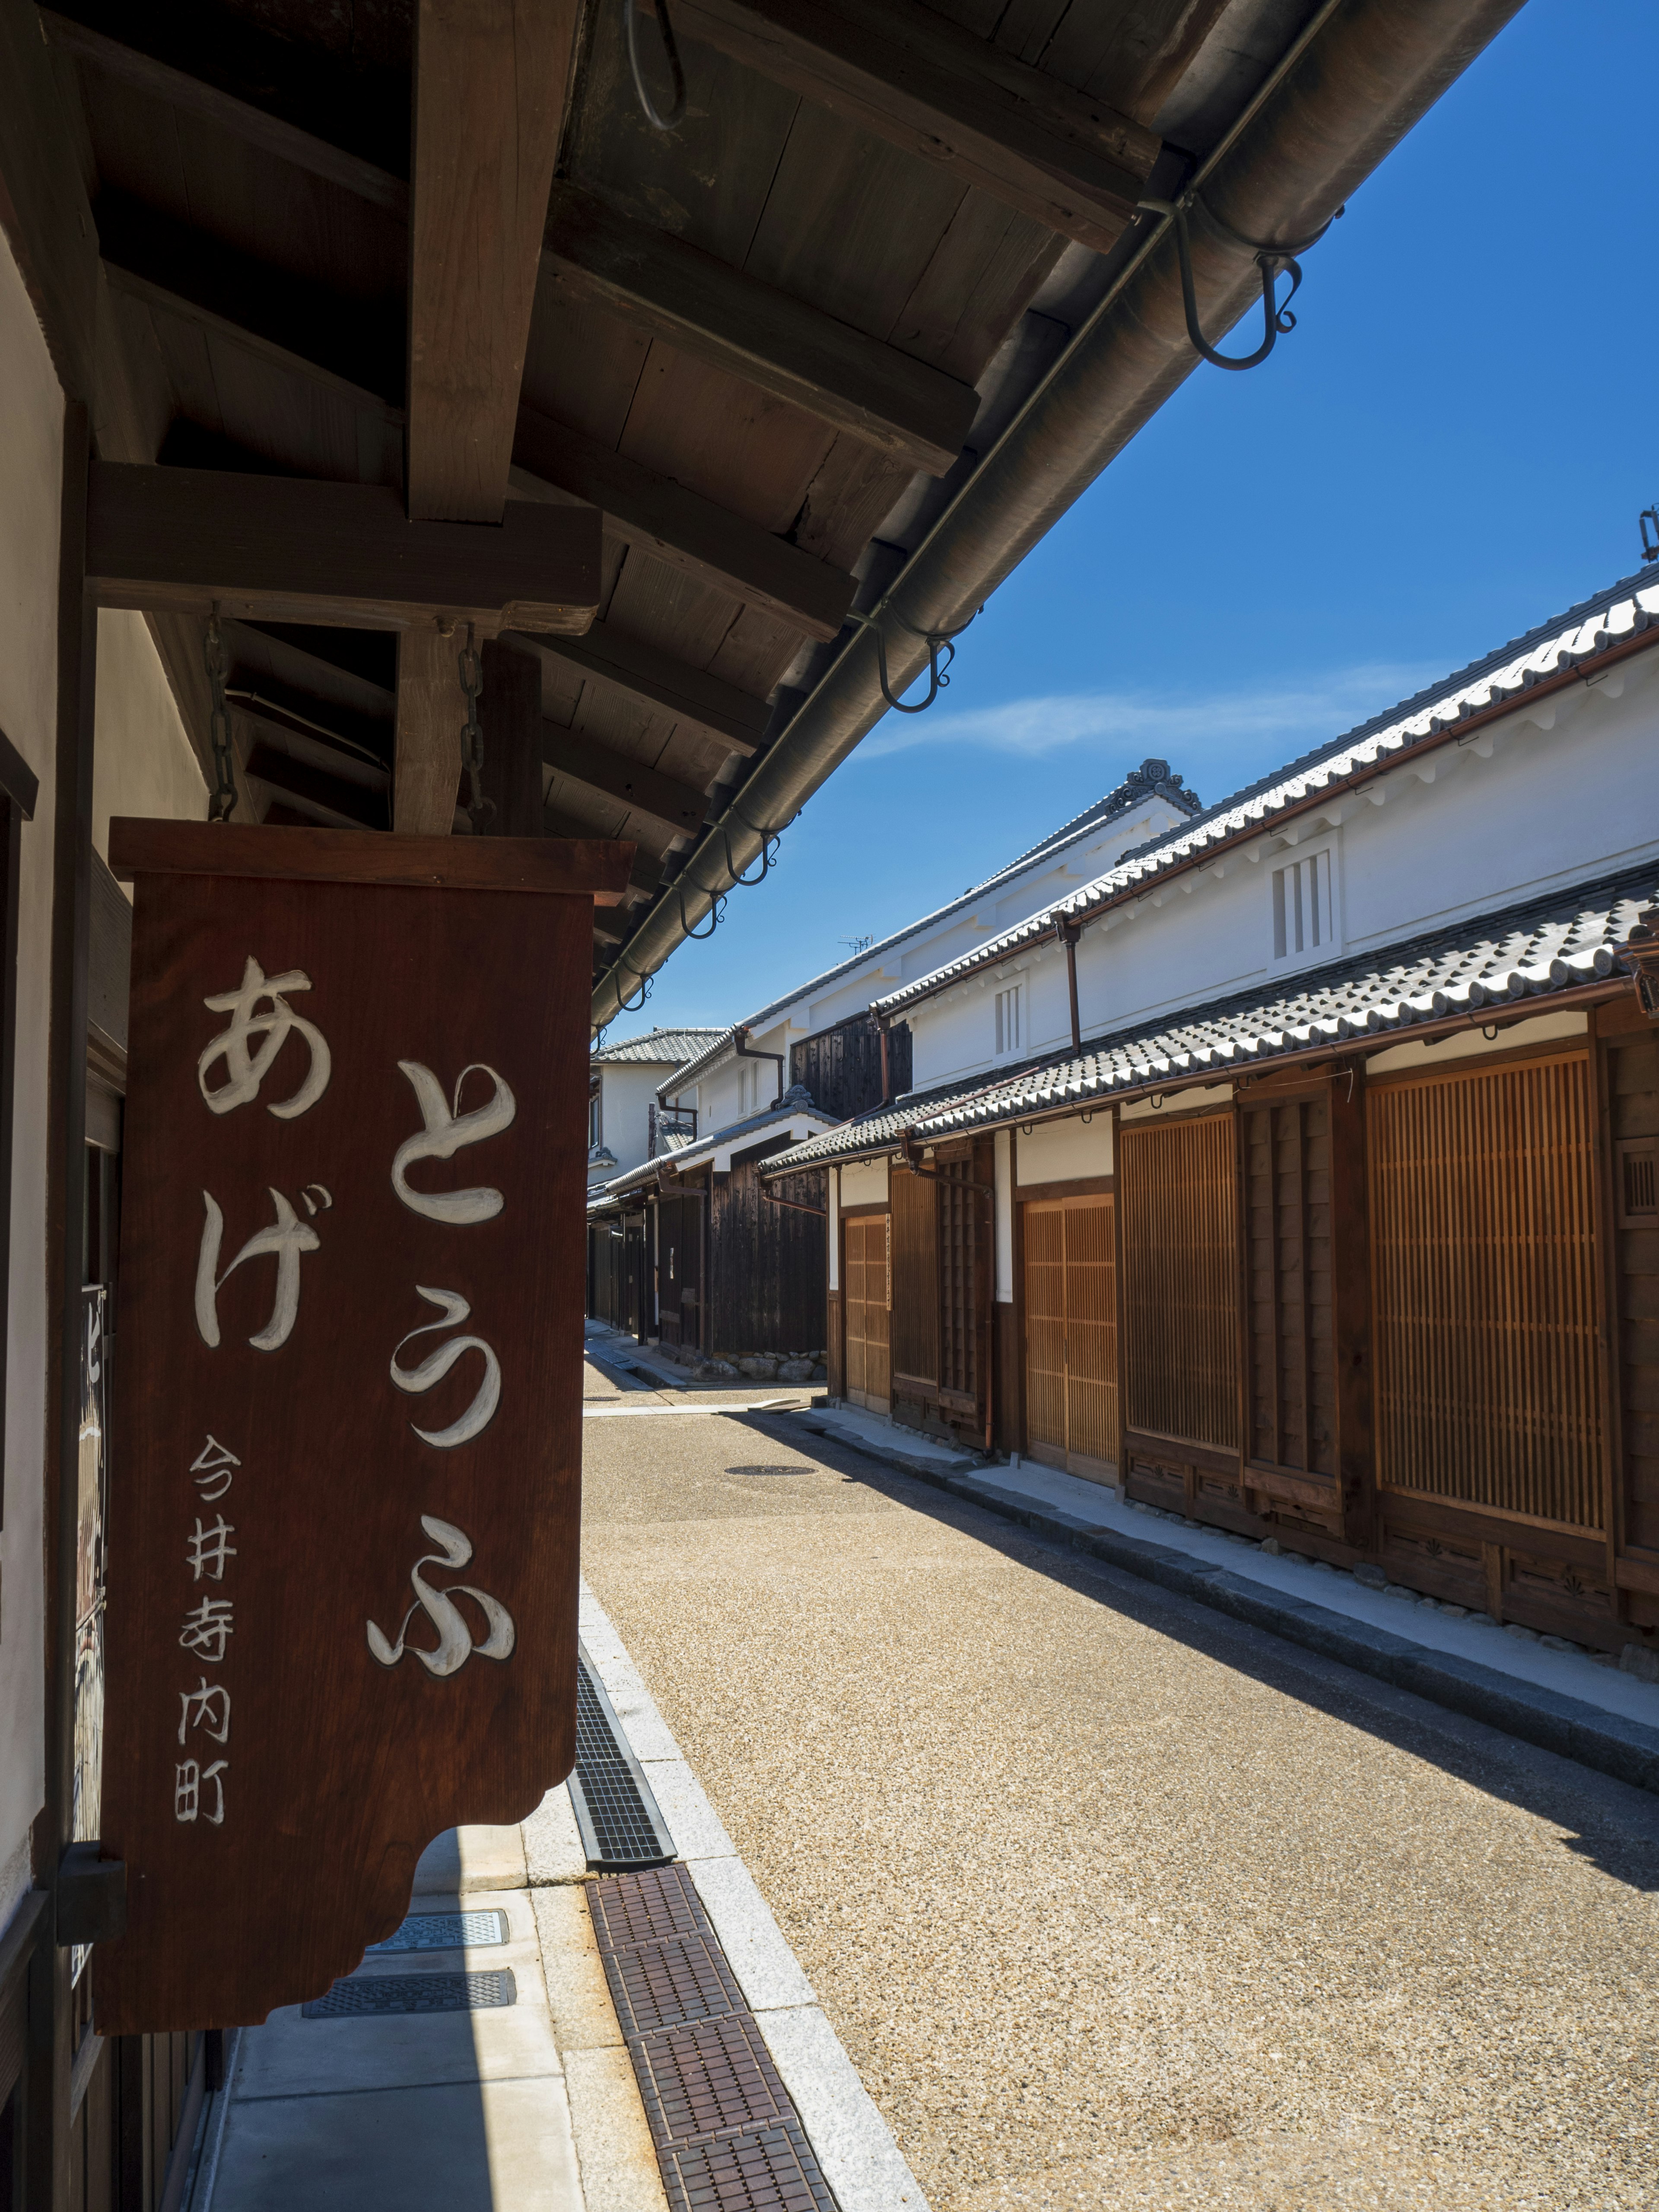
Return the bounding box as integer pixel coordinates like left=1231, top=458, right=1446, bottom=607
left=995, top=984, right=1020, bottom=1057
left=1271, top=851, right=1334, bottom=961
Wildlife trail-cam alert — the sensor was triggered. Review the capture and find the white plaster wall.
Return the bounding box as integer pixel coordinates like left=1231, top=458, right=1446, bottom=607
left=596, top=1063, right=664, bottom=1175
left=0, top=230, right=64, bottom=1917
left=92, top=612, right=205, bottom=875
left=1014, top=1116, right=1114, bottom=1184
left=839, top=1158, right=889, bottom=1207
left=1363, top=1008, right=1587, bottom=1076
left=908, top=662, right=1659, bottom=1093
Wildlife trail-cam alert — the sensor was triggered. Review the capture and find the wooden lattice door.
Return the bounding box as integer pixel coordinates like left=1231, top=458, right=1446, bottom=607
left=842, top=1212, right=891, bottom=1412
left=1023, top=1196, right=1118, bottom=1482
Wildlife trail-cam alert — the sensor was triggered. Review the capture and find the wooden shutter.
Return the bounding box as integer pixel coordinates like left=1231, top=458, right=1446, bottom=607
left=889, top=1163, right=938, bottom=1386
left=1370, top=1052, right=1602, bottom=1529
left=1120, top=1115, right=1240, bottom=1450
left=1243, top=1096, right=1336, bottom=1475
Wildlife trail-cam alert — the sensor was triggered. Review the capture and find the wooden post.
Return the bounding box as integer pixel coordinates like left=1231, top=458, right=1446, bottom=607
left=394, top=629, right=464, bottom=835
left=1328, top=1061, right=1375, bottom=1557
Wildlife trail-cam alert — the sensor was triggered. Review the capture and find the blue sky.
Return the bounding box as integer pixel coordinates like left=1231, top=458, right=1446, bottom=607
left=622, top=0, right=1659, bottom=1038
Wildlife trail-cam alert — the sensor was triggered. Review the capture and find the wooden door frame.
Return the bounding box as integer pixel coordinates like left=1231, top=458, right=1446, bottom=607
left=1017, top=1184, right=1119, bottom=1483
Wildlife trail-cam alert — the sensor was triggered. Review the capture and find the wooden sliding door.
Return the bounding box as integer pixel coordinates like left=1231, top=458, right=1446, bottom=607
left=1023, top=1196, right=1117, bottom=1482
left=842, top=1212, right=890, bottom=1413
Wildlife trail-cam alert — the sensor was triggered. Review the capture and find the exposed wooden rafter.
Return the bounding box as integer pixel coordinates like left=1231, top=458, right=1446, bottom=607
left=542, top=724, right=712, bottom=839
left=668, top=0, right=1160, bottom=254
left=510, top=407, right=854, bottom=642
left=542, top=185, right=978, bottom=478
left=509, top=622, right=773, bottom=760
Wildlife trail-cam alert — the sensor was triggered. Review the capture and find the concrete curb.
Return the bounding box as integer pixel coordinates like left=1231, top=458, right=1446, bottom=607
left=787, top=1434, right=1659, bottom=1799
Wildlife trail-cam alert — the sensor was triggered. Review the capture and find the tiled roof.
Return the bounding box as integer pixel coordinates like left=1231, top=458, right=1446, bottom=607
left=661, top=757, right=1203, bottom=1094
left=872, top=571, right=1659, bottom=1017
left=764, top=861, right=1652, bottom=1171
left=591, top=1025, right=727, bottom=1066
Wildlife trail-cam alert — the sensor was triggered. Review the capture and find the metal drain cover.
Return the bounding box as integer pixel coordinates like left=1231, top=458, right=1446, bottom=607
left=367, top=1909, right=508, bottom=1955
left=302, top=1969, right=515, bottom=2018
left=569, top=1644, right=675, bottom=1869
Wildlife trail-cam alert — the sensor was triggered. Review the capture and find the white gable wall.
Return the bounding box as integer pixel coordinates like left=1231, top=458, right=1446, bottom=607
left=906, top=654, right=1659, bottom=1092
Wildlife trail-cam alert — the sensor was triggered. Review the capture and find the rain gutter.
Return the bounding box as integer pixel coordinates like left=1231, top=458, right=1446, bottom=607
left=591, top=0, right=1528, bottom=1033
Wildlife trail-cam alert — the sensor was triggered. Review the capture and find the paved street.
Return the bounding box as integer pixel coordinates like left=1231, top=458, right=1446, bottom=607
left=581, top=1371, right=1659, bottom=2212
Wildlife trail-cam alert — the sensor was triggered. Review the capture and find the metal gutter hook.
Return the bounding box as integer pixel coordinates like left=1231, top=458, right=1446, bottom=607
left=1138, top=194, right=1341, bottom=372
left=851, top=604, right=983, bottom=715
left=625, top=0, right=686, bottom=130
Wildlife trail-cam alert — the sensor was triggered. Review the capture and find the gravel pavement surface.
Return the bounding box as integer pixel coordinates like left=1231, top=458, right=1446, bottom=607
left=579, top=1373, right=1659, bottom=2211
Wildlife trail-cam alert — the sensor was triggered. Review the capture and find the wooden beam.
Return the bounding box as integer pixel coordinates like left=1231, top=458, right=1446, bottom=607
left=668, top=0, right=1159, bottom=255
left=542, top=726, right=712, bottom=839
left=543, top=185, right=977, bottom=477
left=510, top=620, right=773, bottom=759
left=109, top=817, right=636, bottom=898
left=0, top=0, right=99, bottom=397
left=407, top=0, right=581, bottom=524
left=86, top=463, right=602, bottom=632
left=40, top=10, right=411, bottom=218
left=511, top=407, right=854, bottom=642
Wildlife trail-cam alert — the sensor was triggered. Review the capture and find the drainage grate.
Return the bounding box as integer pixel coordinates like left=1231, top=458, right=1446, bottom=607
left=632, top=2012, right=792, bottom=2142
left=589, top=1863, right=705, bottom=1952
left=367, top=1909, right=507, bottom=1955
left=607, top=1933, right=745, bottom=2038
left=301, top=1969, right=515, bottom=2018
left=664, top=2124, right=836, bottom=2212
left=569, top=1644, right=676, bottom=1870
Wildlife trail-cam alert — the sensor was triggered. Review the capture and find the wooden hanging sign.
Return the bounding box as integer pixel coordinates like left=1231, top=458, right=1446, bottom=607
left=96, top=821, right=630, bottom=2034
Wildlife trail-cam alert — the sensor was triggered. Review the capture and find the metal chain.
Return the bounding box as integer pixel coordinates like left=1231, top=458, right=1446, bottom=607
left=458, top=626, right=495, bottom=832
left=204, top=605, right=237, bottom=823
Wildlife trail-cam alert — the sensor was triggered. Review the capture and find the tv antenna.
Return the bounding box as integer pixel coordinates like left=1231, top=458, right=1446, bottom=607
left=839, top=934, right=874, bottom=955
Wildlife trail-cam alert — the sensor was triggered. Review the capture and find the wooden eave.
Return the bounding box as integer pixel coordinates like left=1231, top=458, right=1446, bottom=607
left=17, top=0, right=1269, bottom=966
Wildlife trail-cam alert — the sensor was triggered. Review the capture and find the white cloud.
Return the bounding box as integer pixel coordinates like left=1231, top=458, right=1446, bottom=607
left=856, top=662, right=1435, bottom=767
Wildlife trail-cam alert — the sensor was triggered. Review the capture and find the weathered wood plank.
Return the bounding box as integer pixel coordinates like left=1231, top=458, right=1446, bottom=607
left=511, top=406, right=854, bottom=641
left=407, top=0, right=581, bottom=523
left=511, top=621, right=772, bottom=757
left=86, top=463, right=602, bottom=632
left=0, top=0, right=100, bottom=397
left=244, top=741, right=387, bottom=830
left=479, top=638, right=545, bottom=838
left=542, top=184, right=977, bottom=476
left=540, top=724, right=711, bottom=838
left=672, top=0, right=1157, bottom=254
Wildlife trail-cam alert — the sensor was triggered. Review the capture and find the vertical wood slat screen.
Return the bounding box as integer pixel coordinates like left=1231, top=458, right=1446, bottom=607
left=1243, top=1098, right=1336, bottom=1474
left=1024, top=1205, right=1066, bottom=1459
left=889, top=1164, right=938, bottom=1385
left=938, top=1158, right=979, bottom=1402
left=1121, top=1116, right=1240, bottom=1450
left=843, top=1214, right=891, bottom=1410
left=1370, top=1053, right=1603, bottom=1530
left=1063, top=1199, right=1117, bottom=1468
left=1609, top=1031, right=1659, bottom=1553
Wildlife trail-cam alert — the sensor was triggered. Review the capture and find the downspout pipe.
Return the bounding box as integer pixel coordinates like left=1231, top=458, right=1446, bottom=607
left=1057, top=920, right=1082, bottom=1054
left=733, top=1025, right=785, bottom=1108
left=591, top=0, right=1525, bottom=1035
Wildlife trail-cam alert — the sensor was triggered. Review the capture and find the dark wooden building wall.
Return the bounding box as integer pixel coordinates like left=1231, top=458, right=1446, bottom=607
left=656, top=1189, right=704, bottom=1350
left=707, top=1148, right=825, bottom=1358
left=1610, top=1020, right=1659, bottom=1578
left=791, top=1016, right=910, bottom=1120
